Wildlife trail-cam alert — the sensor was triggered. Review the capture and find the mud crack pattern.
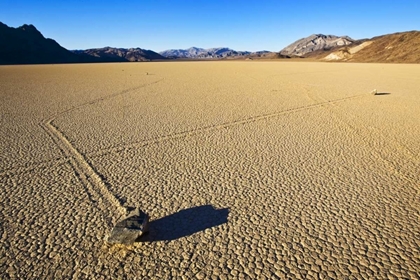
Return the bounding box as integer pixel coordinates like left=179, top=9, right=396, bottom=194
left=1, top=62, right=419, bottom=279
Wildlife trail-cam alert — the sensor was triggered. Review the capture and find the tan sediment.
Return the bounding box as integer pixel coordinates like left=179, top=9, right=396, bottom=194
left=1, top=61, right=419, bottom=279
left=324, top=41, right=374, bottom=61
left=36, top=77, right=166, bottom=223
left=348, top=41, right=373, bottom=54
left=91, top=92, right=365, bottom=158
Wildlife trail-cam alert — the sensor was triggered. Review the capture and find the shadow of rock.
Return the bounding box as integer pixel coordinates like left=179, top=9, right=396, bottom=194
left=138, top=205, right=229, bottom=242
left=375, top=92, right=391, bottom=95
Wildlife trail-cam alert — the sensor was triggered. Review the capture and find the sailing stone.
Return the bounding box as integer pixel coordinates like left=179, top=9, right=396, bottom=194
left=107, top=208, right=149, bottom=244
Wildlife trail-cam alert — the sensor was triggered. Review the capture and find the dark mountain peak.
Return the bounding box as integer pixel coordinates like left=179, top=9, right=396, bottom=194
left=0, top=22, right=130, bottom=64
left=19, top=24, right=37, bottom=30
left=0, top=22, right=166, bottom=64
left=0, top=21, right=83, bottom=64
left=0, top=22, right=38, bottom=34
left=14, top=23, right=44, bottom=39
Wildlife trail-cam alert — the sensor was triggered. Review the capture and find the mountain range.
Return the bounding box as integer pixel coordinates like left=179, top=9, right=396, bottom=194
left=72, top=47, right=166, bottom=62
left=1, top=21, right=419, bottom=64
left=159, top=47, right=271, bottom=59
left=0, top=22, right=165, bottom=64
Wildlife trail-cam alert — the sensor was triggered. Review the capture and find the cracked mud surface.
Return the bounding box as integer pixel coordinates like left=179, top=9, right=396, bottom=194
left=1, top=62, right=419, bottom=279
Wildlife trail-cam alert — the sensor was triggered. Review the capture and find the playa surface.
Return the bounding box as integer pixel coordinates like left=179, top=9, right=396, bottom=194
left=1, top=61, right=419, bottom=279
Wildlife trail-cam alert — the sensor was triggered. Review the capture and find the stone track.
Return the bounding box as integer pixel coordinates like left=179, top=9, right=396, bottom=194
left=1, top=62, right=419, bottom=279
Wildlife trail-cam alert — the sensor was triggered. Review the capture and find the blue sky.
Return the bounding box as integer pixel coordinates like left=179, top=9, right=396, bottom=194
left=1, top=1, right=419, bottom=52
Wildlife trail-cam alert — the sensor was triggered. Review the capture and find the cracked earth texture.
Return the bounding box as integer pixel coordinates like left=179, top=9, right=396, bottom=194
left=1, top=62, right=419, bottom=279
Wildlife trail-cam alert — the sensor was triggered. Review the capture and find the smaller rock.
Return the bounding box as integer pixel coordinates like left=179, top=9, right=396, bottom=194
left=371, top=89, right=378, bottom=95
left=107, top=208, right=149, bottom=244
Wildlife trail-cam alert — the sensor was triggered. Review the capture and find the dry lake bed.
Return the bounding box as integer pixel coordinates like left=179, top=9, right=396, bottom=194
left=1, top=61, right=419, bottom=279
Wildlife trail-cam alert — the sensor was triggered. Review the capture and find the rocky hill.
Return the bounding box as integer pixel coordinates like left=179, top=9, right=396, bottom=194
left=321, top=31, right=420, bottom=63
left=73, top=47, right=166, bottom=62
left=279, top=34, right=355, bottom=57
left=159, top=47, right=270, bottom=59
left=0, top=22, right=100, bottom=64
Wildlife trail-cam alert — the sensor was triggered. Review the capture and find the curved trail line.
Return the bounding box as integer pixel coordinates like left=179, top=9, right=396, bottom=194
left=39, top=78, right=165, bottom=220
left=51, top=78, right=164, bottom=120
left=1, top=78, right=164, bottom=175
left=92, top=93, right=367, bottom=157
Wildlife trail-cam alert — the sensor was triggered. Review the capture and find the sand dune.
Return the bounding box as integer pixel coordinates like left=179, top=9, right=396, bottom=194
left=1, top=61, right=419, bottom=279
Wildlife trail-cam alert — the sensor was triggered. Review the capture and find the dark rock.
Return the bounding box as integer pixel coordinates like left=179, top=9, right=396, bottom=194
left=107, top=208, right=149, bottom=244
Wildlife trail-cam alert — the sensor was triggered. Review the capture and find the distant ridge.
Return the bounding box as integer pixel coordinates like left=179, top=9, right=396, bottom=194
left=159, top=47, right=271, bottom=59
left=73, top=47, right=166, bottom=62
left=279, top=34, right=355, bottom=57
left=1, top=21, right=419, bottom=64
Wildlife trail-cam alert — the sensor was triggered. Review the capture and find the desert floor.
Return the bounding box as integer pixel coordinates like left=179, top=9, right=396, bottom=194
left=1, top=61, right=419, bottom=279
